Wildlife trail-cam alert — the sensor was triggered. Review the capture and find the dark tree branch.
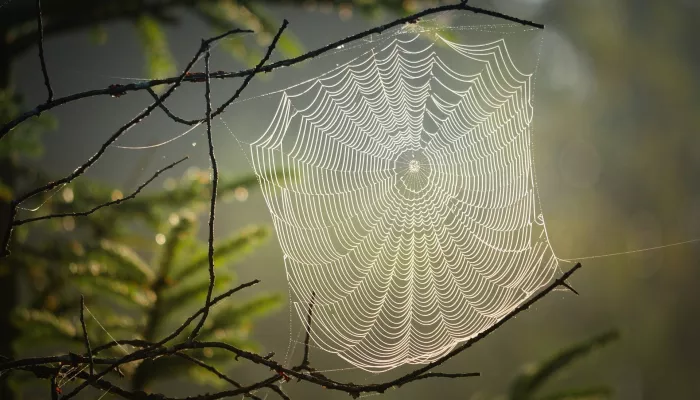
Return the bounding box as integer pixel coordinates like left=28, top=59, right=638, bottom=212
left=32, top=337, right=276, bottom=398
left=178, top=341, right=474, bottom=398
left=146, top=87, right=196, bottom=125
left=294, top=291, right=316, bottom=372
left=79, top=295, right=94, bottom=376
left=187, top=264, right=582, bottom=398
left=408, top=372, right=481, bottom=383
left=12, top=156, right=188, bottom=227
left=372, top=263, right=584, bottom=392
left=20, top=363, right=281, bottom=400
left=50, top=374, right=58, bottom=400
left=12, top=27, right=247, bottom=207
left=168, top=375, right=282, bottom=400
left=561, top=280, right=580, bottom=295
left=160, top=280, right=260, bottom=347
left=188, top=43, right=217, bottom=340
left=214, top=1, right=543, bottom=82
left=0, top=285, right=251, bottom=392
left=2, top=354, right=122, bottom=370
left=174, top=353, right=264, bottom=400
left=211, top=20, right=289, bottom=119
left=22, top=363, right=181, bottom=400
left=0, top=2, right=543, bottom=140
left=174, top=353, right=242, bottom=389
left=189, top=19, right=288, bottom=340
left=267, top=384, right=291, bottom=400
left=91, top=339, right=156, bottom=355
left=1, top=28, right=249, bottom=257
left=0, top=265, right=580, bottom=399
left=57, top=279, right=260, bottom=399
left=35, top=0, right=53, bottom=102
left=3, top=286, right=251, bottom=371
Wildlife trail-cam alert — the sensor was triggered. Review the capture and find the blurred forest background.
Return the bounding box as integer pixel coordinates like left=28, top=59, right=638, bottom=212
left=1, top=0, right=699, bottom=399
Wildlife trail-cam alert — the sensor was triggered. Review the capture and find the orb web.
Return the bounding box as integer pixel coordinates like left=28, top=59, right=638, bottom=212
left=248, top=31, right=558, bottom=371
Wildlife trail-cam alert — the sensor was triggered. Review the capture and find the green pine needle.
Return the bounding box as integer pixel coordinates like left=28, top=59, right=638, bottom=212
left=135, top=15, right=177, bottom=85
left=173, top=225, right=269, bottom=281
left=509, top=331, right=619, bottom=400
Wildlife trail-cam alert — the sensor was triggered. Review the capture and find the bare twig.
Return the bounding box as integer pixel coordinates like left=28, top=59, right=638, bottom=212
left=372, top=263, right=584, bottom=393
left=12, top=156, right=188, bottom=227
left=35, top=0, right=53, bottom=102
left=12, top=28, right=241, bottom=206
left=79, top=295, right=94, bottom=376
left=180, top=341, right=475, bottom=398
left=175, top=353, right=242, bottom=388
left=57, top=279, right=260, bottom=399
left=188, top=43, right=217, bottom=340
left=211, top=20, right=289, bottom=118
left=189, top=19, right=289, bottom=340
left=212, top=2, right=543, bottom=88
left=50, top=373, right=58, bottom=400
left=91, top=339, right=155, bottom=355
left=408, top=372, right=481, bottom=383
left=561, top=280, right=580, bottom=295
left=23, top=363, right=176, bottom=400
left=267, top=384, right=291, bottom=400
left=1, top=264, right=580, bottom=399
left=185, top=264, right=582, bottom=398
left=162, top=280, right=260, bottom=347
left=1, top=353, right=120, bottom=371
left=0, top=29, right=249, bottom=257
left=146, top=87, right=195, bottom=125
left=175, top=352, right=263, bottom=400
left=21, top=363, right=280, bottom=400
left=295, top=291, right=316, bottom=372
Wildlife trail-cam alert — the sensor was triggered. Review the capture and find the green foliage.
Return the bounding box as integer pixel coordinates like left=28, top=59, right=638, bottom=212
left=173, top=225, right=269, bottom=281
left=203, top=293, right=281, bottom=339
left=96, top=239, right=157, bottom=283
left=127, top=216, right=280, bottom=389
left=3, top=111, right=287, bottom=390
left=135, top=15, right=177, bottom=83
left=0, top=90, right=55, bottom=159
left=11, top=309, right=79, bottom=349
left=508, top=331, right=619, bottom=400
left=9, top=172, right=283, bottom=390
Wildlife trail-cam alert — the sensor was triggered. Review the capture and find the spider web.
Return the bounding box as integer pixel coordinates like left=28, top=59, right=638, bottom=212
left=247, top=23, right=558, bottom=372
